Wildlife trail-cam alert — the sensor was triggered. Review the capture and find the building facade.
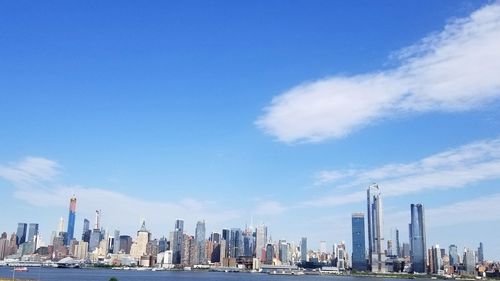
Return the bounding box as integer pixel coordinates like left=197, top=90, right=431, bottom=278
left=351, top=212, right=367, bottom=271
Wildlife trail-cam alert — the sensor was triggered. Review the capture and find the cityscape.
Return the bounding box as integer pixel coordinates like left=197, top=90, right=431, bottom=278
left=1, top=0, right=500, bottom=280
left=0, top=183, right=496, bottom=278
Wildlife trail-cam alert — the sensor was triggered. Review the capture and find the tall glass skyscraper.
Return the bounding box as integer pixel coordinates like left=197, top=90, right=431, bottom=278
left=449, top=244, right=458, bottom=266
left=195, top=220, right=206, bottom=264
left=300, top=237, right=307, bottom=263
left=367, top=184, right=385, bottom=272
left=16, top=223, right=27, bottom=246
left=229, top=228, right=242, bottom=258
left=27, top=223, right=39, bottom=243
left=172, top=219, right=184, bottom=264
left=409, top=203, right=426, bottom=273
left=478, top=242, right=484, bottom=263
left=65, top=196, right=77, bottom=245
left=351, top=213, right=367, bottom=271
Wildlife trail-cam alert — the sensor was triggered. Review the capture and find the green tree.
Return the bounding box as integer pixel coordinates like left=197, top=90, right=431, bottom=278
left=109, top=277, right=118, bottom=281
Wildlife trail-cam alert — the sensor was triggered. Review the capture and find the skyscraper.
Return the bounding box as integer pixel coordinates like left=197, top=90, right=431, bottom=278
left=27, top=223, right=39, bottom=243
left=300, top=237, right=307, bottom=263
left=16, top=223, right=27, bottom=246
left=256, top=224, right=267, bottom=261
left=367, top=183, right=385, bottom=273
left=409, top=203, right=426, bottom=273
left=195, top=220, right=206, bottom=264
left=229, top=228, right=242, bottom=258
left=395, top=229, right=401, bottom=258
left=449, top=244, right=458, bottom=266
left=464, top=247, right=476, bottom=274
left=351, top=213, right=367, bottom=271
left=172, top=219, right=184, bottom=264
left=82, top=219, right=91, bottom=243
left=478, top=242, right=484, bottom=263
left=27, top=223, right=39, bottom=253
left=65, top=196, right=77, bottom=245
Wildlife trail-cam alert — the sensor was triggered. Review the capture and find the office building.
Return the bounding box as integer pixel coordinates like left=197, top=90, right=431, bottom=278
left=82, top=219, right=91, bottom=243
left=409, top=203, right=426, bottom=273
left=449, top=244, right=459, bottom=266
left=351, top=213, right=367, bottom=271
left=195, top=220, right=206, bottom=264
left=478, top=242, right=484, bottom=263
left=65, top=196, right=77, bottom=245
left=172, top=219, right=184, bottom=264
left=16, top=223, right=27, bottom=246
left=300, top=237, right=307, bottom=263
left=256, top=224, right=267, bottom=260
left=367, top=183, right=386, bottom=272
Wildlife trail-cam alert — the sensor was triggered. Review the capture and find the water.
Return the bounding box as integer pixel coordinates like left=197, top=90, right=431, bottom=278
left=0, top=268, right=424, bottom=281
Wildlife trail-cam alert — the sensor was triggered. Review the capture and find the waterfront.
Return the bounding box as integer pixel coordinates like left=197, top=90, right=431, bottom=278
left=0, top=268, right=432, bottom=281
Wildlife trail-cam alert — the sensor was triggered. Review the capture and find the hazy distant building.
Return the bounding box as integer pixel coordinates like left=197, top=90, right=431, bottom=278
left=119, top=235, right=132, bottom=254
left=16, top=223, right=27, bottom=246
left=27, top=223, right=39, bottom=253
left=367, top=184, right=385, bottom=273
left=0, top=236, right=10, bottom=260
left=464, top=247, right=476, bottom=275
left=82, top=219, right=91, bottom=243
left=195, top=220, right=206, bottom=264
left=300, top=237, right=307, bottom=263
left=229, top=228, right=242, bottom=258
left=266, top=243, right=274, bottom=264
left=65, top=196, right=77, bottom=245
left=352, top=213, right=367, bottom=271
left=449, top=244, right=459, bottom=266
left=242, top=230, right=255, bottom=257
left=172, top=219, right=184, bottom=264
left=478, top=242, right=484, bottom=263
left=395, top=229, right=401, bottom=258
left=409, top=204, right=426, bottom=273
left=256, top=224, right=267, bottom=261
left=130, top=220, right=151, bottom=260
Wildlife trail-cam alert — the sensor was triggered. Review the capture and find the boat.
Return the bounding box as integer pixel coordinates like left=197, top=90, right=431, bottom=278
left=14, top=266, right=29, bottom=272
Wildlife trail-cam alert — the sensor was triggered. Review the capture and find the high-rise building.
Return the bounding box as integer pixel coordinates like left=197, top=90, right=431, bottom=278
left=130, top=220, right=151, bottom=259
left=352, top=213, right=367, bottom=271
left=16, top=223, right=27, bottom=246
left=229, top=228, right=242, bottom=258
left=113, top=230, right=120, bottom=254
left=478, top=242, right=484, bottom=263
left=300, top=237, right=307, bottom=263
left=27, top=223, right=39, bottom=253
left=449, top=244, right=458, bottom=266
left=65, top=196, right=77, bottom=245
left=195, top=220, right=206, bottom=264
left=464, top=247, right=476, bottom=275
left=409, top=203, right=426, bottom=273
left=119, top=235, right=132, bottom=254
left=367, top=183, right=385, bottom=273
left=265, top=243, right=274, bottom=264
left=242, top=230, right=255, bottom=257
left=429, top=245, right=442, bottom=274
left=82, top=219, right=91, bottom=243
left=256, top=224, right=267, bottom=261
left=395, top=229, right=401, bottom=258
left=279, top=240, right=289, bottom=264
left=172, top=219, right=184, bottom=264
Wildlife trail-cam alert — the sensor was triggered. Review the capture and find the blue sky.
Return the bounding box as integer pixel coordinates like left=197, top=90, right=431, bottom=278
left=1, top=1, right=500, bottom=260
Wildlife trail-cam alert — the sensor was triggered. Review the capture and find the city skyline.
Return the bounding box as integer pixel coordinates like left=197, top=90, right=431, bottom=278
left=1, top=0, right=500, bottom=261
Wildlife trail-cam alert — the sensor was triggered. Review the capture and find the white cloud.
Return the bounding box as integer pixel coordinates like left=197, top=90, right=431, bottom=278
left=256, top=2, right=500, bottom=143
left=0, top=157, right=241, bottom=235
left=306, top=137, right=500, bottom=206
left=0, top=157, right=59, bottom=186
